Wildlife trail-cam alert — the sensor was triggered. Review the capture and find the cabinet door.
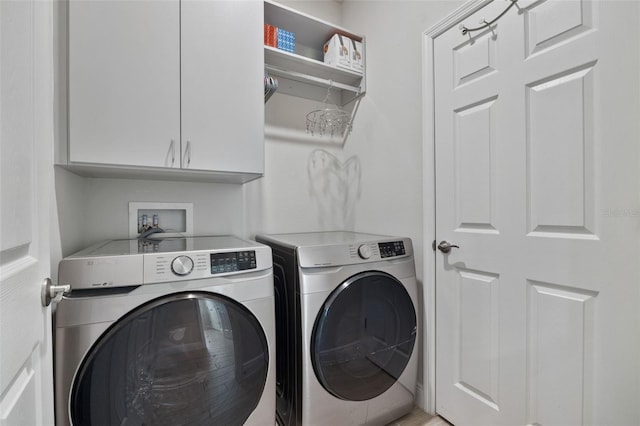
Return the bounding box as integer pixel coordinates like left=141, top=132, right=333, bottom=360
left=68, top=0, right=180, bottom=168
left=181, top=0, right=264, bottom=174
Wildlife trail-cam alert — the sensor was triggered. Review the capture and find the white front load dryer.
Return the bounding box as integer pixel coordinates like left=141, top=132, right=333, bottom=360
left=54, top=236, right=275, bottom=426
left=255, top=232, right=418, bottom=426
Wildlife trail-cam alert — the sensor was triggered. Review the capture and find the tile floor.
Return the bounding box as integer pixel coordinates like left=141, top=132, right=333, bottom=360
left=386, top=406, right=452, bottom=426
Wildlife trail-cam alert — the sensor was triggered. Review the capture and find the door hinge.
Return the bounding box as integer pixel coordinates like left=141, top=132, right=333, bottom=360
left=432, top=240, right=436, bottom=251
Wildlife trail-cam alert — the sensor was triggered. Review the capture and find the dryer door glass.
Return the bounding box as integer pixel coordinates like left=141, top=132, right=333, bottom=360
left=70, top=292, right=269, bottom=425
left=311, top=271, right=417, bottom=401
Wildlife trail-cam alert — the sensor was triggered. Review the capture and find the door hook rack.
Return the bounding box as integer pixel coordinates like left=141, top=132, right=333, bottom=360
left=460, top=0, right=521, bottom=36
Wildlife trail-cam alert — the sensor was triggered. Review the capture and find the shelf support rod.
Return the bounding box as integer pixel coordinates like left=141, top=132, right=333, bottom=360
left=264, top=64, right=362, bottom=94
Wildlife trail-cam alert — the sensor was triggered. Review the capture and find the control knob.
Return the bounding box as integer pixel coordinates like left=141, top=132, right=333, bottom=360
left=171, top=255, right=194, bottom=276
left=357, top=244, right=372, bottom=259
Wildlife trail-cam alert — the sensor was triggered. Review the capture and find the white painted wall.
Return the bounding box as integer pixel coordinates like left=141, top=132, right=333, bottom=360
left=245, top=0, right=345, bottom=237
left=52, top=169, right=87, bottom=264
left=342, top=0, right=464, bottom=272
left=278, top=0, right=342, bottom=24
left=53, top=170, right=245, bottom=253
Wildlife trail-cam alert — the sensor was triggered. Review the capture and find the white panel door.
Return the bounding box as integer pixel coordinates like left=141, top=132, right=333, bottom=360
left=181, top=0, right=264, bottom=174
left=433, top=0, right=640, bottom=425
left=68, top=0, right=181, bottom=168
left=0, top=0, right=55, bottom=424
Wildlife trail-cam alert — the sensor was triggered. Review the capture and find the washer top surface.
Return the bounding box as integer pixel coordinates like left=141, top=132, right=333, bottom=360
left=256, top=231, right=413, bottom=268
left=72, top=235, right=263, bottom=257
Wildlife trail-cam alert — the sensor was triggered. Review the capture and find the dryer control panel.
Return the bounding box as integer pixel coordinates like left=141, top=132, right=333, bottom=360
left=210, top=251, right=257, bottom=274
left=296, top=237, right=413, bottom=268
left=378, top=241, right=406, bottom=258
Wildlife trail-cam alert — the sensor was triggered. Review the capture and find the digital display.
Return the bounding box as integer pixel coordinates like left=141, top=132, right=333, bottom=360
left=210, top=251, right=257, bottom=274
left=378, top=241, right=406, bottom=258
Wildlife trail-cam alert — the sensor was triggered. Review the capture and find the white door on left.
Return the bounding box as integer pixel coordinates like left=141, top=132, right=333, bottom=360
left=1, top=0, right=55, bottom=424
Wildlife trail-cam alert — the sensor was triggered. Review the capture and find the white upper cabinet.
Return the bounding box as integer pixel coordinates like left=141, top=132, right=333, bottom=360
left=65, top=0, right=264, bottom=183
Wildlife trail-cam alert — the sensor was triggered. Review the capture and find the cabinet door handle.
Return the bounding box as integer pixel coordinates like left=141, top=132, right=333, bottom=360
left=184, top=141, right=191, bottom=167
left=167, top=139, right=176, bottom=167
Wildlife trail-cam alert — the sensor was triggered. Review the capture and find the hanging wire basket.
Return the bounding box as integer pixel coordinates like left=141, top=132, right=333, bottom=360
left=305, top=108, right=352, bottom=137
left=305, top=82, right=353, bottom=138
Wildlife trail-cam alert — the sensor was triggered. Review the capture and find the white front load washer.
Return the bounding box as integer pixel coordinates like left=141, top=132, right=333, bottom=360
left=54, top=236, right=275, bottom=426
left=255, top=231, right=418, bottom=426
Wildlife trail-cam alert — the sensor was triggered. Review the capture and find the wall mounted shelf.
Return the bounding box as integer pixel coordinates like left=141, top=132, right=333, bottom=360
left=264, top=0, right=366, bottom=108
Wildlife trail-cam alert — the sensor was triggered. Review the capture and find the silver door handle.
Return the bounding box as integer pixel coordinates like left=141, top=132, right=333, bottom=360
left=437, top=241, right=459, bottom=254
left=41, top=278, right=70, bottom=307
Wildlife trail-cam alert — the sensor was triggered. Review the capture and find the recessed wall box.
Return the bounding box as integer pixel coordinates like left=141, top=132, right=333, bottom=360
left=128, top=202, right=193, bottom=238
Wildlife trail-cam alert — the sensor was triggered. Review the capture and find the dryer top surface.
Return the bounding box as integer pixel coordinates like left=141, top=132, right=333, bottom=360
left=256, top=231, right=398, bottom=249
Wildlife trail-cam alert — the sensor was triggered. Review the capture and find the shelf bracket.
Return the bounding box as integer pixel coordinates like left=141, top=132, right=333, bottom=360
left=342, top=91, right=366, bottom=106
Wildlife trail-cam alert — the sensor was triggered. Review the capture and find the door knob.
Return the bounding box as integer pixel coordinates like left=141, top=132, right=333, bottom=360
left=41, top=278, right=70, bottom=307
left=437, top=241, right=459, bottom=254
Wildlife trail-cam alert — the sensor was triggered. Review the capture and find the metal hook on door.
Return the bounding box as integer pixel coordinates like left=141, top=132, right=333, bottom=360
left=459, top=0, right=519, bottom=36
left=481, top=19, right=497, bottom=39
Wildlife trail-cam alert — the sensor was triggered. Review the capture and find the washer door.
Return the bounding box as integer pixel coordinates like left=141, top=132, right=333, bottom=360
left=311, top=271, right=417, bottom=401
left=70, top=292, right=269, bottom=426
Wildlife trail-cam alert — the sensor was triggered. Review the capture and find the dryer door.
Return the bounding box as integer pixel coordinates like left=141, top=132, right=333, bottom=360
left=311, top=271, right=417, bottom=401
left=70, top=292, right=269, bottom=425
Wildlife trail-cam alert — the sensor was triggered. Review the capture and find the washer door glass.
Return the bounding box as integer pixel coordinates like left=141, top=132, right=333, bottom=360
left=311, top=271, right=417, bottom=401
left=71, top=292, right=269, bottom=426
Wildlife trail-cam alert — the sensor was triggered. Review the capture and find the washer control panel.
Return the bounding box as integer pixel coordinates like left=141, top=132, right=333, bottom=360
left=378, top=241, right=406, bottom=258
left=210, top=251, right=256, bottom=274
left=59, top=236, right=272, bottom=289
left=145, top=249, right=261, bottom=283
